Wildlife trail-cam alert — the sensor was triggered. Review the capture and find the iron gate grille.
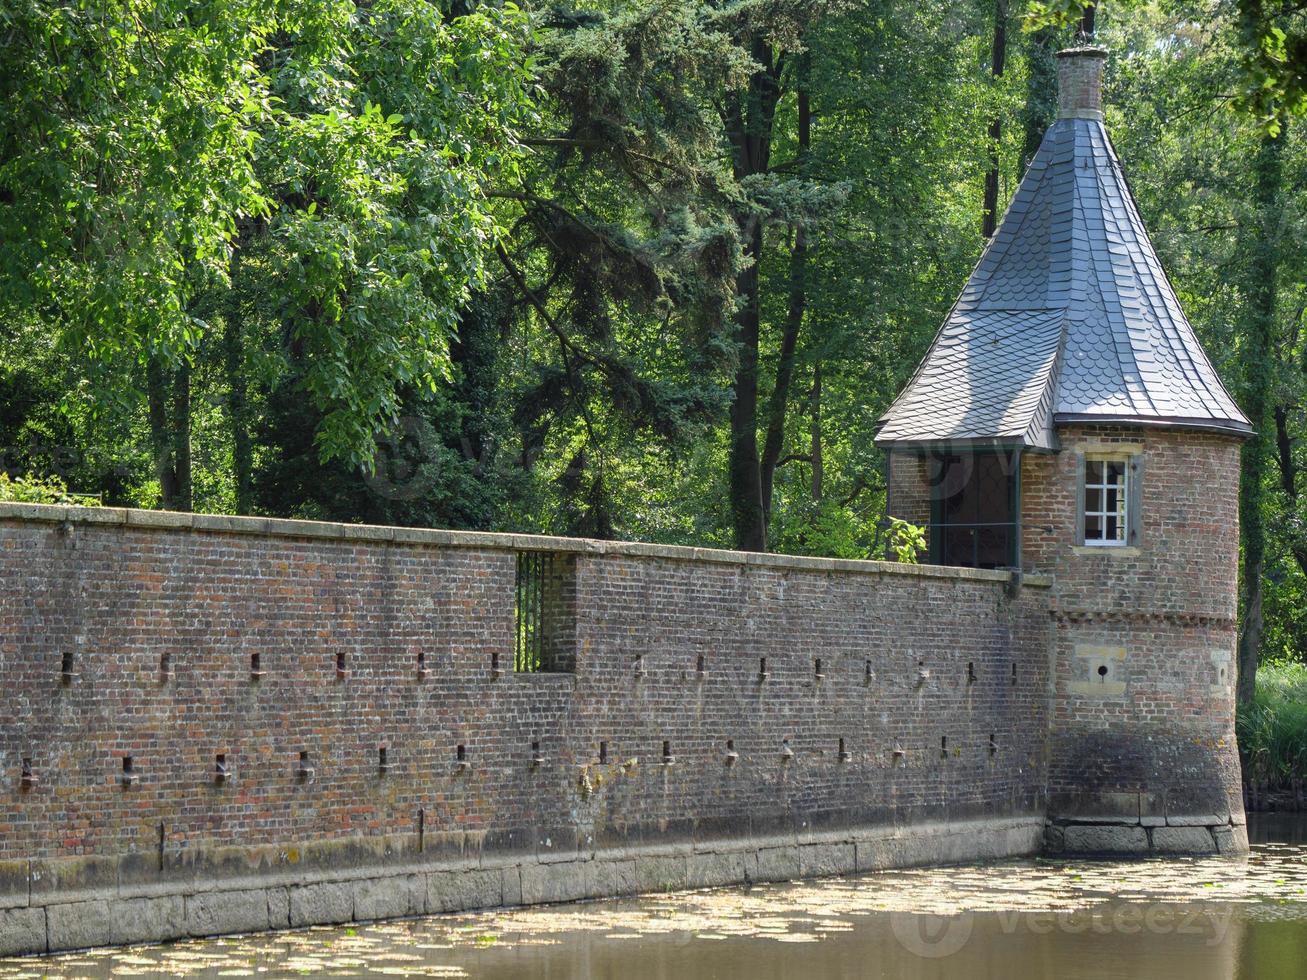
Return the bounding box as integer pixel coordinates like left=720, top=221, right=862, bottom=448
left=515, top=551, right=548, bottom=672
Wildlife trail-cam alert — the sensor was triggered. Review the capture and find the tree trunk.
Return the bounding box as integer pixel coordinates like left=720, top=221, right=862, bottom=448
left=1079, top=2, right=1096, bottom=42
left=147, top=354, right=181, bottom=510
left=759, top=74, right=811, bottom=526
left=1237, top=126, right=1285, bottom=705
left=982, top=0, right=1009, bottom=239
left=810, top=362, right=823, bottom=502
left=724, top=40, right=783, bottom=552
left=224, top=257, right=253, bottom=514
left=225, top=220, right=260, bottom=514
left=1021, top=27, right=1058, bottom=169
left=172, top=360, right=192, bottom=512
left=758, top=223, right=805, bottom=525
left=1273, top=404, right=1307, bottom=577
left=1274, top=404, right=1296, bottom=500
left=145, top=347, right=193, bottom=512
left=729, top=216, right=768, bottom=551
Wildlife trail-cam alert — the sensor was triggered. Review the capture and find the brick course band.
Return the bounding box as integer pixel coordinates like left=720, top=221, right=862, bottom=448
left=1051, top=611, right=1237, bottom=628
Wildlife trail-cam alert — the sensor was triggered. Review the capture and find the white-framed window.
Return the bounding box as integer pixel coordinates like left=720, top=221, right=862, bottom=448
left=1082, top=457, right=1129, bottom=546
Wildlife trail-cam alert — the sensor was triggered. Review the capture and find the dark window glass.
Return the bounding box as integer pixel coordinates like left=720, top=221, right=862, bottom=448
left=928, top=453, right=1017, bottom=569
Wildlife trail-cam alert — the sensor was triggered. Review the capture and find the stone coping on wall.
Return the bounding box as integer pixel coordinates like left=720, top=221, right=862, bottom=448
left=0, top=502, right=1053, bottom=588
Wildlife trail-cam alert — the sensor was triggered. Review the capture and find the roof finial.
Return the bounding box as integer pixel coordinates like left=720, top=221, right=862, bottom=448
left=1056, top=47, right=1108, bottom=120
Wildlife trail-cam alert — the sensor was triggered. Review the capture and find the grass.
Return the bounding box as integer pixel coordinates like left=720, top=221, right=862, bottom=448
left=1238, top=660, right=1307, bottom=807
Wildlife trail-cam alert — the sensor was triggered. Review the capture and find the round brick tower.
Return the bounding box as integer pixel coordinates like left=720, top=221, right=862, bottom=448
left=876, top=48, right=1250, bottom=855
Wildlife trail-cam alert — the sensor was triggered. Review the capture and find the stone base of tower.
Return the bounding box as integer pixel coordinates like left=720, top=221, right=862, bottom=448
left=1044, top=817, right=1248, bottom=857
left=1043, top=728, right=1249, bottom=856
left=1042, top=592, right=1248, bottom=858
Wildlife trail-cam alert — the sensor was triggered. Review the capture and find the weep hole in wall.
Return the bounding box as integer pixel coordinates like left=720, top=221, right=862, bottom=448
left=514, top=551, right=578, bottom=673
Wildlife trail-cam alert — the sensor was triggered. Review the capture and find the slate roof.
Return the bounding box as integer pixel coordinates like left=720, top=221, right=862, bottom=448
left=875, top=114, right=1251, bottom=450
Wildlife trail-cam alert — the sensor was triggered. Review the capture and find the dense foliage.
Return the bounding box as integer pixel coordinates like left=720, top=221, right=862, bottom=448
left=1, top=1, right=1305, bottom=680
left=1239, top=660, right=1307, bottom=805
left=0, top=473, right=99, bottom=506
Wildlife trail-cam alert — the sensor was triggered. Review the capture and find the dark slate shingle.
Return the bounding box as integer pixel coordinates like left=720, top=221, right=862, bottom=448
left=876, top=117, right=1251, bottom=449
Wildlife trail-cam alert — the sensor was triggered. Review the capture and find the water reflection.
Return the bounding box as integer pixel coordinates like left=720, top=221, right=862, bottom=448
left=4, top=816, right=1306, bottom=979
left=1248, top=812, right=1307, bottom=846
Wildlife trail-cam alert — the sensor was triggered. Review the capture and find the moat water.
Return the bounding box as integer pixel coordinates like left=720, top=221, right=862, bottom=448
left=4, top=816, right=1306, bottom=979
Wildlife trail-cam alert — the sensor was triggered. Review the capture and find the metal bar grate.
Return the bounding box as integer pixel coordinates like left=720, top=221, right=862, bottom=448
left=515, top=552, right=545, bottom=672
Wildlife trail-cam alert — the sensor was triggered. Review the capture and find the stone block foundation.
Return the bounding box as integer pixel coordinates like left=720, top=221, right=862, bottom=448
left=0, top=818, right=1044, bottom=955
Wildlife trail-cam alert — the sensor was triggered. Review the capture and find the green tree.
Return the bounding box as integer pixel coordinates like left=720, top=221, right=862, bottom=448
left=1027, top=0, right=1307, bottom=125
left=0, top=0, right=536, bottom=511
left=1238, top=125, right=1288, bottom=702
left=482, top=0, right=750, bottom=537
left=1101, top=7, right=1307, bottom=684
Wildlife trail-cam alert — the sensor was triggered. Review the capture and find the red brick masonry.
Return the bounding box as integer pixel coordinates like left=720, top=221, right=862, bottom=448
left=0, top=503, right=1052, bottom=954
left=887, top=424, right=1248, bottom=856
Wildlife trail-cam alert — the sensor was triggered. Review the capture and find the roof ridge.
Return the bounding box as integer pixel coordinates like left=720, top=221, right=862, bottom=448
left=1022, top=312, right=1069, bottom=448
left=1081, top=124, right=1156, bottom=416
left=1098, top=125, right=1246, bottom=418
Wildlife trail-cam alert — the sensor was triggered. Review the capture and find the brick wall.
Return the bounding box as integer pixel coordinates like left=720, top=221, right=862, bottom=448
left=1021, top=425, right=1240, bottom=617
left=880, top=424, right=1246, bottom=853
left=885, top=450, right=932, bottom=550
left=1022, top=425, right=1245, bottom=846
left=0, top=415, right=1250, bottom=951
left=1056, top=48, right=1107, bottom=118
left=0, top=506, right=1051, bottom=869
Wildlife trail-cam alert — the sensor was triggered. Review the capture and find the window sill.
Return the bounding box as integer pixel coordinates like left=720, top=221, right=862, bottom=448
left=1072, top=545, right=1141, bottom=558
left=503, top=672, right=578, bottom=683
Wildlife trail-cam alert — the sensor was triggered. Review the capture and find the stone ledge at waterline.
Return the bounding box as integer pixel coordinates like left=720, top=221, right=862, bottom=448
left=0, top=819, right=1045, bottom=956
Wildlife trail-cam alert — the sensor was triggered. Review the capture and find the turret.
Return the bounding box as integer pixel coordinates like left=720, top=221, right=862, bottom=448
left=876, top=47, right=1249, bottom=855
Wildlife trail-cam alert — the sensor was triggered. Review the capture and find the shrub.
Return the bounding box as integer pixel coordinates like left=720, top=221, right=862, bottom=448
left=0, top=473, right=100, bottom=506
left=1237, top=660, right=1307, bottom=801
left=880, top=517, right=926, bottom=564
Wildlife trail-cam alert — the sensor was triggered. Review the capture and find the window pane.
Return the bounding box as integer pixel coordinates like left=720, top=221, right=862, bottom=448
left=1082, top=456, right=1133, bottom=545
left=930, top=452, right=1016, bottom=569
left=943, top=490, right=968, bottom=520
left=976, top=457, right=1011, bottom=523
left=977, top=527, right=1010, bottom=569
left=941, top=456, right=970, bottom=521
left=943, top=526, right=975, bottom=566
